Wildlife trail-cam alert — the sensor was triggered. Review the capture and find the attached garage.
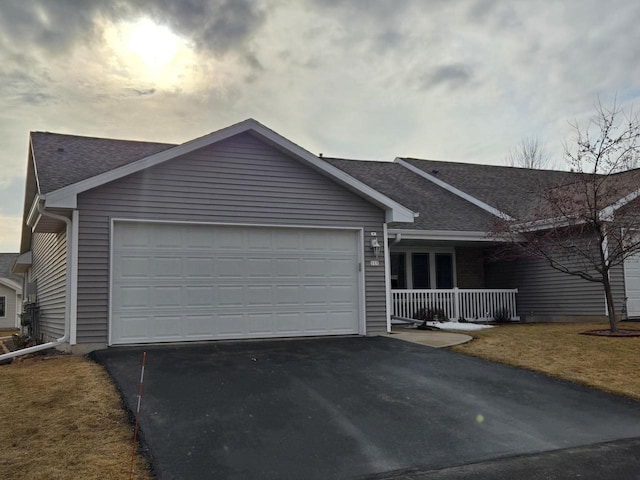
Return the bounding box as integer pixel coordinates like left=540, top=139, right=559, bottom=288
left=110, top=221, right=364, bottom=344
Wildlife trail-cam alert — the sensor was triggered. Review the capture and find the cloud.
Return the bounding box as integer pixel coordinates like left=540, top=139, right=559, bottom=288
left=0, top=0, right=268, bottom=59
left=421, top=64, right=475, bottom=91
left=0, top=214, right=21, bottom=252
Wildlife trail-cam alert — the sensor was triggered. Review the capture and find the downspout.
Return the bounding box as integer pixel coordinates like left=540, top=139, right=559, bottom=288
left=391, top=233, right=402, bottom=245
left=0, top=200, right=72, bottom=361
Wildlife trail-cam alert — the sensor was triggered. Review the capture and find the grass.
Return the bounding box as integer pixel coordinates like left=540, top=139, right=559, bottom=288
left=0, top=355, right=154, bottom=480
left=451, top=322, right=640, bottom=401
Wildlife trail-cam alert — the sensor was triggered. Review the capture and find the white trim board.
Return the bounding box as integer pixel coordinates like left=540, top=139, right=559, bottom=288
left=394, top=158, right=513, bottom=221
left=43, top=119, right=415, bottom=223
left=388, top=229, right=494, bottom=242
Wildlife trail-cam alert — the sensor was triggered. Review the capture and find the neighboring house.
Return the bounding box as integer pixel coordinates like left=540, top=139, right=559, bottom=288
left=0, top=253, right=22, bottom=329
left=11, top=119, right=639, bottom=352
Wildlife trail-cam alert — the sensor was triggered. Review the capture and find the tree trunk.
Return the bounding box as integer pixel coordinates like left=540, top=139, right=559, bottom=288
left=602, top=274, right=618, bottom=333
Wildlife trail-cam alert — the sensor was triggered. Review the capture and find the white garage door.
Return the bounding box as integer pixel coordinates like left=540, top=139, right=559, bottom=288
left=110, top=222, right=362, bottom=344
left=625, top=252, right=640, bottom=317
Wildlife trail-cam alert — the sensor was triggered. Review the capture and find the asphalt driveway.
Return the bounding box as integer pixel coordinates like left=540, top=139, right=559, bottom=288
left=92, top=337, right=640, bottom=480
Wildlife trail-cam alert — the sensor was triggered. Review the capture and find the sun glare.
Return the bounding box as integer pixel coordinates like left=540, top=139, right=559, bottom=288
left=127, top=18, right=178, bottom=68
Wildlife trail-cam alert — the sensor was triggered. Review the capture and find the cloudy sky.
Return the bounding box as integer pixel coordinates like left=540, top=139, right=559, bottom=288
left=1, top=0, right=639, bottom=251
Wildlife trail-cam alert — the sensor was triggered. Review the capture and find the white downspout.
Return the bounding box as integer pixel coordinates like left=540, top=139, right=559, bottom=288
left=383, top=224, right=392, bottom=333
left=0, top=201, right=73, bottom=361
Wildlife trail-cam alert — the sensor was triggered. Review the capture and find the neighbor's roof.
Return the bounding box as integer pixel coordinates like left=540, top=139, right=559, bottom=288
left=0, top=253, right=21, bottom=283
left=324, top=158, right=497, bottom=231
left=30, top=132, right=175, bottom=194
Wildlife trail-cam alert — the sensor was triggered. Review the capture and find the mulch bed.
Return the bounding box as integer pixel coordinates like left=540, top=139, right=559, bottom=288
left=581, top=329, right=640, bottom=337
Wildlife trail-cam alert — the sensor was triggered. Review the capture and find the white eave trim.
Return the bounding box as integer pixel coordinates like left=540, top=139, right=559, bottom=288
left=0, top=277, right=22, bottom=294
left=26, top=194, right=42, bottom=227
left=42, top=119, right=416, bottom=223
left=395, top=158, right=514, bottom=221
left=11, top=251, right=32, bottom=275
left=600, top=188, right=640, bottom=221
left=388, top=229, right=495, bottom=242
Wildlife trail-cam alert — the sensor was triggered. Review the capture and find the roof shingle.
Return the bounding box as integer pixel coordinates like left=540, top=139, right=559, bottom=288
left=31, top=132, right=175, bottom=194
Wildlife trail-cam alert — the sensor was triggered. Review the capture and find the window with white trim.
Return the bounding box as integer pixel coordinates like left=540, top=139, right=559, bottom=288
left=0, top=296, right=5, bottom=317
left=390, top=249, right=455, bottom=289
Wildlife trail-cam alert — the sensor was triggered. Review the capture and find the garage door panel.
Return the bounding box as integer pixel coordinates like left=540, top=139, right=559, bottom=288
left=153, top=316, right=182, bottom=338
left=246, top=258, right=273, bottom=278
left=247, top=285, right=273, bottom=306
left=117, top=286, right=150, bottom=308
left=154, top=286, right=182, bottom=307
left=247, top=312, right=275, bottom=334
left=215, top=313, right=247, bottom=337
left=116, top=256, right=150, bottom=278
left=218, top=286, right=244, bottom=306
left=185, top=257, right=214, bottom=277
left=153, top=257, right=182, bottom=277
left=218, top=257, right=244, bottom=278
left=111, top=223, right=361, bottom=344
left=186, top=286, right=216, bottom=306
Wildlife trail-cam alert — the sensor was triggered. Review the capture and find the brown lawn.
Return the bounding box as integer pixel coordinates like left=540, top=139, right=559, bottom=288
left=451, top=322, right=640, bottom=401
left=0, top=355, right=154, bottom=480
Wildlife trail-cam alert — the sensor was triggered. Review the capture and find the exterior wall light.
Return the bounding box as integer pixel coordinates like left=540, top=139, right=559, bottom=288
left=371, top=237, right=382, bottom=259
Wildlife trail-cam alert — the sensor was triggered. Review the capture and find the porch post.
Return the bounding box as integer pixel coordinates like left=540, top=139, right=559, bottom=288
left=453, top=287, right=460, bottom=321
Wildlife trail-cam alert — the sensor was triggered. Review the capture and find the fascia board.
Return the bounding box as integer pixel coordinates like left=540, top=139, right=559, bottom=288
left=43, top=118, right=416, bottom=223
left=388, top=228, right=526, bottom=242
left=395, top=158, right=514, bottom=221
left=0, top=277, right=22, bottom=293
left=388, top=228, right=493, bottom=241
left=600, top=188, right=640, bottom=220
left=26, top=194, right=42, bottom=227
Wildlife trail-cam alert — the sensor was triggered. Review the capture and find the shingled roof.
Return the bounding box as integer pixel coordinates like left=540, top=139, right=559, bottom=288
left=0, top=253, right=21, bottom=284
left=30, top=132, right=175, bottom=194
left=399, top=158, right=584, bottom=220
left=26, top=130, right=640, bottom=233
left=324, top=158, right=497, bottom=231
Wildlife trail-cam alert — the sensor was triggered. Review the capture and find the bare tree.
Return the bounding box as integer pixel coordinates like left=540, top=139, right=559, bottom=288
left=506, top=136, right=552, bottom=169
left=493, top=99, right=640, bottom=332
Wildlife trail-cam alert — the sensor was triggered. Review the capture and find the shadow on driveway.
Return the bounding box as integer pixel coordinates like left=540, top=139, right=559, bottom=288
left=92, top=336, right=640, bottom=480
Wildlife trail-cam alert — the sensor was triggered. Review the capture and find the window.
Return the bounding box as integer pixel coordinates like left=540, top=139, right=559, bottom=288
left=412, top=253, right=431, bottom=289
left=390, top=253, right=406, bottom=289
left=0, top=296, right=5, bottom=317
left=389, top=250, right=456, bottom=290
left=436, top=253, right=453, bottom=289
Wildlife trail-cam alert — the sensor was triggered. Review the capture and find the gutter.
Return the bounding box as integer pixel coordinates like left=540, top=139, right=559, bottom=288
left=0, top=200, right=72, bottom=362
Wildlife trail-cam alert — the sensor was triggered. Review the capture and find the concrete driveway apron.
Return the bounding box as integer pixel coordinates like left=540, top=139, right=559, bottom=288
left=92, top=336, right=640, bottom=480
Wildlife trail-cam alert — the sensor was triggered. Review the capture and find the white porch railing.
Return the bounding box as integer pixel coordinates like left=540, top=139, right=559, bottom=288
left=391, top=288, right=519, bottom=321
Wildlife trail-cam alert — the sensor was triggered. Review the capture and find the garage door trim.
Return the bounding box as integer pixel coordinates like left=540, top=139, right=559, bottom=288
left=108, top=218, right=367, bottom=345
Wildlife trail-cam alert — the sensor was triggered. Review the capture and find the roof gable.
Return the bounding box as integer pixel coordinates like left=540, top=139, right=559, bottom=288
left=32, top=119, right=415, bottom=223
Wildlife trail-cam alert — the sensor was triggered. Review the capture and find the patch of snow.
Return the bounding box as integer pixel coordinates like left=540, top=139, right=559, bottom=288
left=428, top=321, right=494, bottom=331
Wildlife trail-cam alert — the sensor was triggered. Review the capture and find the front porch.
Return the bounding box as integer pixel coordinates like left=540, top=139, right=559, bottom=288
left=391, top=288, right=519, bottom=321
left=388, top=233, right=519, bottom=322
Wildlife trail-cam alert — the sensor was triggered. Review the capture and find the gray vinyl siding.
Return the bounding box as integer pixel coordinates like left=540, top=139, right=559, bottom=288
left=455, top=247, right=485, bottom=289
left=76, top=133, right=387, bottom=344
left=32, top=230, right=67, bottom=340
left=485, top=255, right=606, bottom=317
left=0, top=284, right=17, bottom=329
